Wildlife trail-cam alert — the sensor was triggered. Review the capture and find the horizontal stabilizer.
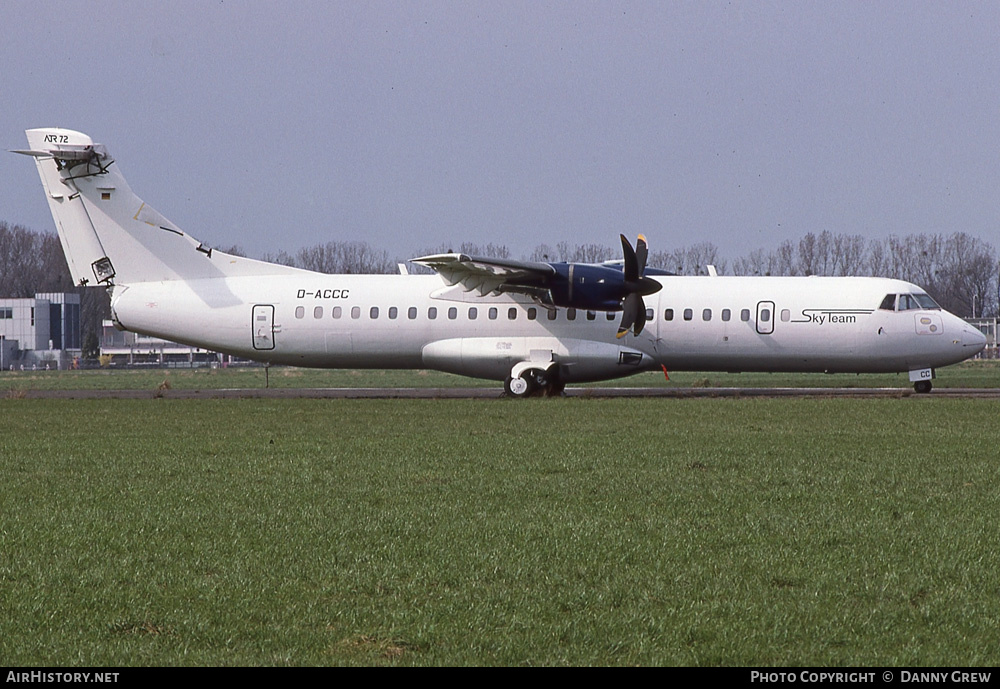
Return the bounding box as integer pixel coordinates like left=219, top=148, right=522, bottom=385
left=17, top=129, right=109, bottom=163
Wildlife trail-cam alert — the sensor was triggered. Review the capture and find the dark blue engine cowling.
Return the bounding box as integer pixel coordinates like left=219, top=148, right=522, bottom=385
left=546, top=262, right=667, bottom=311
left=547, top=263, right=637, bottom=311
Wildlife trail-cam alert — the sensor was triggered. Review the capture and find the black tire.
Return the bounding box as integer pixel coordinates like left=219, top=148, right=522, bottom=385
left=913, top=380, right=932, bottom=394
left=529, top=368, right=549, bottom=389
left=535, top=368, right=564, bottom=396
left=546, top=380, right=566, bottom=396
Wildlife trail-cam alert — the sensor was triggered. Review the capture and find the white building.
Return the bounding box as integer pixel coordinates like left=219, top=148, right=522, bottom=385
left=100, top=320, right=228, bottom=367
left=0, top=292, right=81, bottom=369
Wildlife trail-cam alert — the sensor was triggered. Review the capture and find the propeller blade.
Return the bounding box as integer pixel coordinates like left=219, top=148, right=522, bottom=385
left=617, top=292, right=640, bottom=338
left=635, top=234, right=648, bottom=275
left=633, top=299, right=647, bottom=336
left=620, top=234, right=638, bottom=283
left=617, top=235, right=658, bottom=336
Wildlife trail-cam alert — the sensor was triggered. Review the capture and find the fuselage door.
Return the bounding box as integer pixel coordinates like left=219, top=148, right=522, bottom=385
left=252, top=304, right=275, bottom=350
left=756, top=300, right=775, bottom=335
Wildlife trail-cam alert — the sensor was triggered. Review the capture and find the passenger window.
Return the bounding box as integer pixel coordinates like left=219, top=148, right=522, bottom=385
left=408, top=307, right=417, bottom=319
left=741, top=309, right=750, bottom=322
left=567, top=308, right=576, bottom=321
left=527, top=308, right=537, bottom=320
left=508, top=307, right=517, bottom=320
left=448, top=307, right=457, bottom=320
left=547, top=309, right=557, bottom=321
left=607, top=312, right=615, bottom=321
left=721, top=309, right=731, bottom=322
left=780, top=309, right=790, bottom=322
left=469, top=307, right=477, bottom=320
left=314, top=306, right=323, bottom=319
left=879, top=294, right=896, bottom=311
left=351, top=306, right=361, bottom=319
left=760, top=308, right=771, bottom=322
left=683, top=308, right=693, bottom=321
left=489, top=307, right=497, bottom=320
left=333, top=306, right=342, bottom=319
left=702, top=309, right=711, bottom=321
left=295, top=306, right=304, bottom=319
left=646, top=308, right=654, bottom=322
left=664, top=308, right=674, bottom=321
left=389, top=307, right=397, bottom=320
left=586, top=311, right=596, bottom=321
left=428, top=307, right=437, bottom=320
left=370, top=306, right=379, bottom=319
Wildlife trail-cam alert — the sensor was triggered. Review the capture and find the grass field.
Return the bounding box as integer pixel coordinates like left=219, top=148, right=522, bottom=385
left=2, top=358, right=999, bottom=393
left=1, top=396, right=998, bottom=666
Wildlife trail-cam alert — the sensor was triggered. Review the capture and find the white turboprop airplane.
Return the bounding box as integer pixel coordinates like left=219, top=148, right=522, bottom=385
left=17, top=128, right=987, bottom=395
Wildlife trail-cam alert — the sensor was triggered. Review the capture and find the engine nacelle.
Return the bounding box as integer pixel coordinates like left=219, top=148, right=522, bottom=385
left=421, top=336, right=650, bottom=383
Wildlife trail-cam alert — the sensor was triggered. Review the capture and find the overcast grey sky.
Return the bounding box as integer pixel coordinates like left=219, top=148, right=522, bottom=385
left=2, top=1, right=999, bottom=263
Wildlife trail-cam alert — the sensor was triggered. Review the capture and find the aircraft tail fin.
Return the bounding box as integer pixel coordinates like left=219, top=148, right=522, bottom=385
left=20, top=128, right=294, bottom=286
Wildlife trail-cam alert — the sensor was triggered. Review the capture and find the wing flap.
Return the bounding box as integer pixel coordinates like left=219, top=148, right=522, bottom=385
left=411, top=253, right=556, bottom=296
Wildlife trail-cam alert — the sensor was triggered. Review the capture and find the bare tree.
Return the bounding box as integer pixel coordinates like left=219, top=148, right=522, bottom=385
left=685, top=242, right=727, bottom=275
left=459, top=242, right=511, bottom=259
left=797, top=232, right=818, bottom=276
left=775, top=240, right=798, bottom=276
left=866, top=238, right=889, bottom=278
left=831, top=234, right=866, bottom=276
left=568, top=243, right=615, bottom=263
left=732, top=247, right=779, bottom=276
left=217, top=244, right=247, bottom=258
left=530, top=243, right=557, bottom=262
left=0, top=222, right=44, bottom=298
left=934, top=233, right=997, bottom=317
left=260, top=249, right=297, bottom=267
left=295, top=240, right=394, bottom=274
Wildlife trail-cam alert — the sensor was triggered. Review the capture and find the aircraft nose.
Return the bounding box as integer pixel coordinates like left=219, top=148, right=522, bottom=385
left=959, top=322, right=988, bottom=355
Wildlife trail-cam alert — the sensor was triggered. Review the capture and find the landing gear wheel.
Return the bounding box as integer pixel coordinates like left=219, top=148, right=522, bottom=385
left=505, top=375, right=534, bottom=398
left=506, top=367, right=563, bottom=398
left=529, top=368, right=550, bottom=390
left=913, top=380, right=932, bottom=394
left=531, top=368, right=564, bottom=396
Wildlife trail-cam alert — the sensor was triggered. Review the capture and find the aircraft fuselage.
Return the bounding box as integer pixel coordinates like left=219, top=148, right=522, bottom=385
left=109, top=272, right=985, bottom=383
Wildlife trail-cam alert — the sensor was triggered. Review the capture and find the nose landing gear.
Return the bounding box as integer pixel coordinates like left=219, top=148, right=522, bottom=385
left=909, top=368, right=935, bottom=394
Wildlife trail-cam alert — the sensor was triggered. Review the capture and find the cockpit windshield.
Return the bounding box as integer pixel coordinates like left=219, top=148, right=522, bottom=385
left=879, top=293, right=942, bottom=311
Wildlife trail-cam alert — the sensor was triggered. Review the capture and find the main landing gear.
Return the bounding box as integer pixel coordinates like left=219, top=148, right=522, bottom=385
left=504, top=368, right=565, bottom=398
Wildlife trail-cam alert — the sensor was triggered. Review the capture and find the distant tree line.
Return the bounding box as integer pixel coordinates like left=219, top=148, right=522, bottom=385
left=259, top=241, right=397, bottom=275
left=725, top=231, right=998, bottom=319
left=412, top=231, right=998, bottom=317
left=427, top=231, right=998, bottom=318
left=2, top=221, right=998, bottom=340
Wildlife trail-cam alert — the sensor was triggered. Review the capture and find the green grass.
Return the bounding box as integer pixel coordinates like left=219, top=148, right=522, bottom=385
left=1, top=397, right=998, bottom=665
left=2, top=358, right=999, bottom=392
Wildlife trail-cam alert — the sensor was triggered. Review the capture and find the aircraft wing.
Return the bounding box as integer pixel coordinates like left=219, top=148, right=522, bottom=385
left=411, top=253, right=556, bottom=297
